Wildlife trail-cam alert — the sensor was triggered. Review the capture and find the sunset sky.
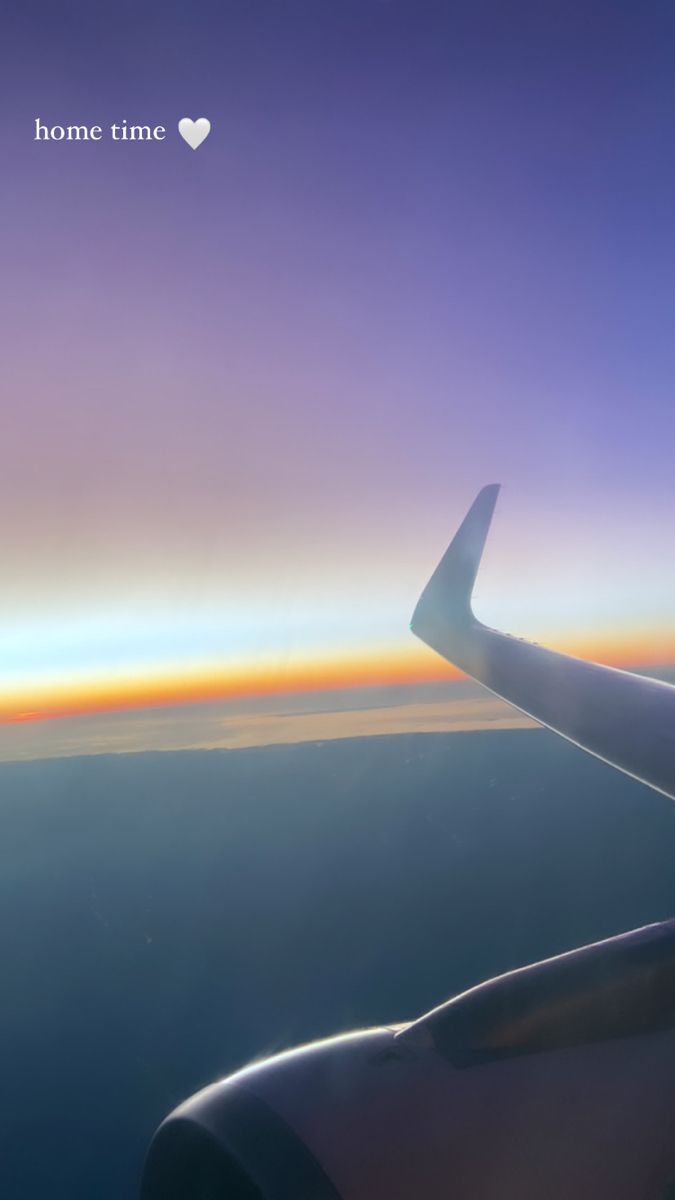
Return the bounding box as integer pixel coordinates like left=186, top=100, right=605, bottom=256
left=4, top=1, right=675, bottom=750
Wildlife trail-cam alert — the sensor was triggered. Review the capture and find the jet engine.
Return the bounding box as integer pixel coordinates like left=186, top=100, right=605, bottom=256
left=141, top=920, right=675, bottom=1200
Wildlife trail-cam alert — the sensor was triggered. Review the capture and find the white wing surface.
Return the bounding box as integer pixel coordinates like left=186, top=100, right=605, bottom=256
left=411, top=485, right=675, bottom=801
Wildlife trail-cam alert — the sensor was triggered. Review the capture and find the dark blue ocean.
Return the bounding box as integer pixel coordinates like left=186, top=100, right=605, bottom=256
left=2, top=729, right=675, bottom=1198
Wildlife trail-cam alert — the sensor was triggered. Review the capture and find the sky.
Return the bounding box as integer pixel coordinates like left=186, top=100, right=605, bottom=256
left=3, top=0, right=675, bottom=747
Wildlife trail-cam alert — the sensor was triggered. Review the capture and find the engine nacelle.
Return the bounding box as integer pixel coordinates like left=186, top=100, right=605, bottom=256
left=141, top=921, right=675, bottom=1199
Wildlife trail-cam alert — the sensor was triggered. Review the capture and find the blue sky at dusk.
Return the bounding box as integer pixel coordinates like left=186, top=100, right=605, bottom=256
left=3, top=1, right=675, bottom=745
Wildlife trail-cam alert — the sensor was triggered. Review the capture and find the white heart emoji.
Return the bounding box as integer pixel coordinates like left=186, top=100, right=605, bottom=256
left=178, top=117, right=211, bottom=150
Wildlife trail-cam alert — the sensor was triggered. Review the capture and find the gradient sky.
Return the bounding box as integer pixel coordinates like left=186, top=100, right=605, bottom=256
left=3, top=0, right=675, bottom=729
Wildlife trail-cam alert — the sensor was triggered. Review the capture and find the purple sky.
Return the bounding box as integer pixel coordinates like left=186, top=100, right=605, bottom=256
left=3, top=1, right=675, bottom=721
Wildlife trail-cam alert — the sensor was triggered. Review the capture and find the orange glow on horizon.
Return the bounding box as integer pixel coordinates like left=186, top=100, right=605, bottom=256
left=0, top=643, right=457, bottom=724
left=2, top=628, right=675, bottom=726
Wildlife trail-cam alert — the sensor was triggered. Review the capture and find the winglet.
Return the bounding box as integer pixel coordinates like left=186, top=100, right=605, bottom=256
left=411, top=484, right=500, bottom=653
left=409, top=483, right=675, bottom=802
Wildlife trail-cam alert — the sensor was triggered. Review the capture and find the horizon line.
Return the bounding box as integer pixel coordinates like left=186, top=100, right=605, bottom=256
left=3, top=631, right=675, bottom=726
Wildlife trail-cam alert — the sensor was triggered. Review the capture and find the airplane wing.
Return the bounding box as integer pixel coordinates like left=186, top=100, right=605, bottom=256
left=411, top=484, right=675, bottom=802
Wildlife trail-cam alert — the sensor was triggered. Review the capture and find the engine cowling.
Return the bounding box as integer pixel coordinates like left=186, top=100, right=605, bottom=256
left=140, top=922, right=675, bottom=1199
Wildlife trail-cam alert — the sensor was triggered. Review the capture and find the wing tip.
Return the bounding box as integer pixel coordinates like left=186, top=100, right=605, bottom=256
left=411, top=483, right=501, bottom=647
